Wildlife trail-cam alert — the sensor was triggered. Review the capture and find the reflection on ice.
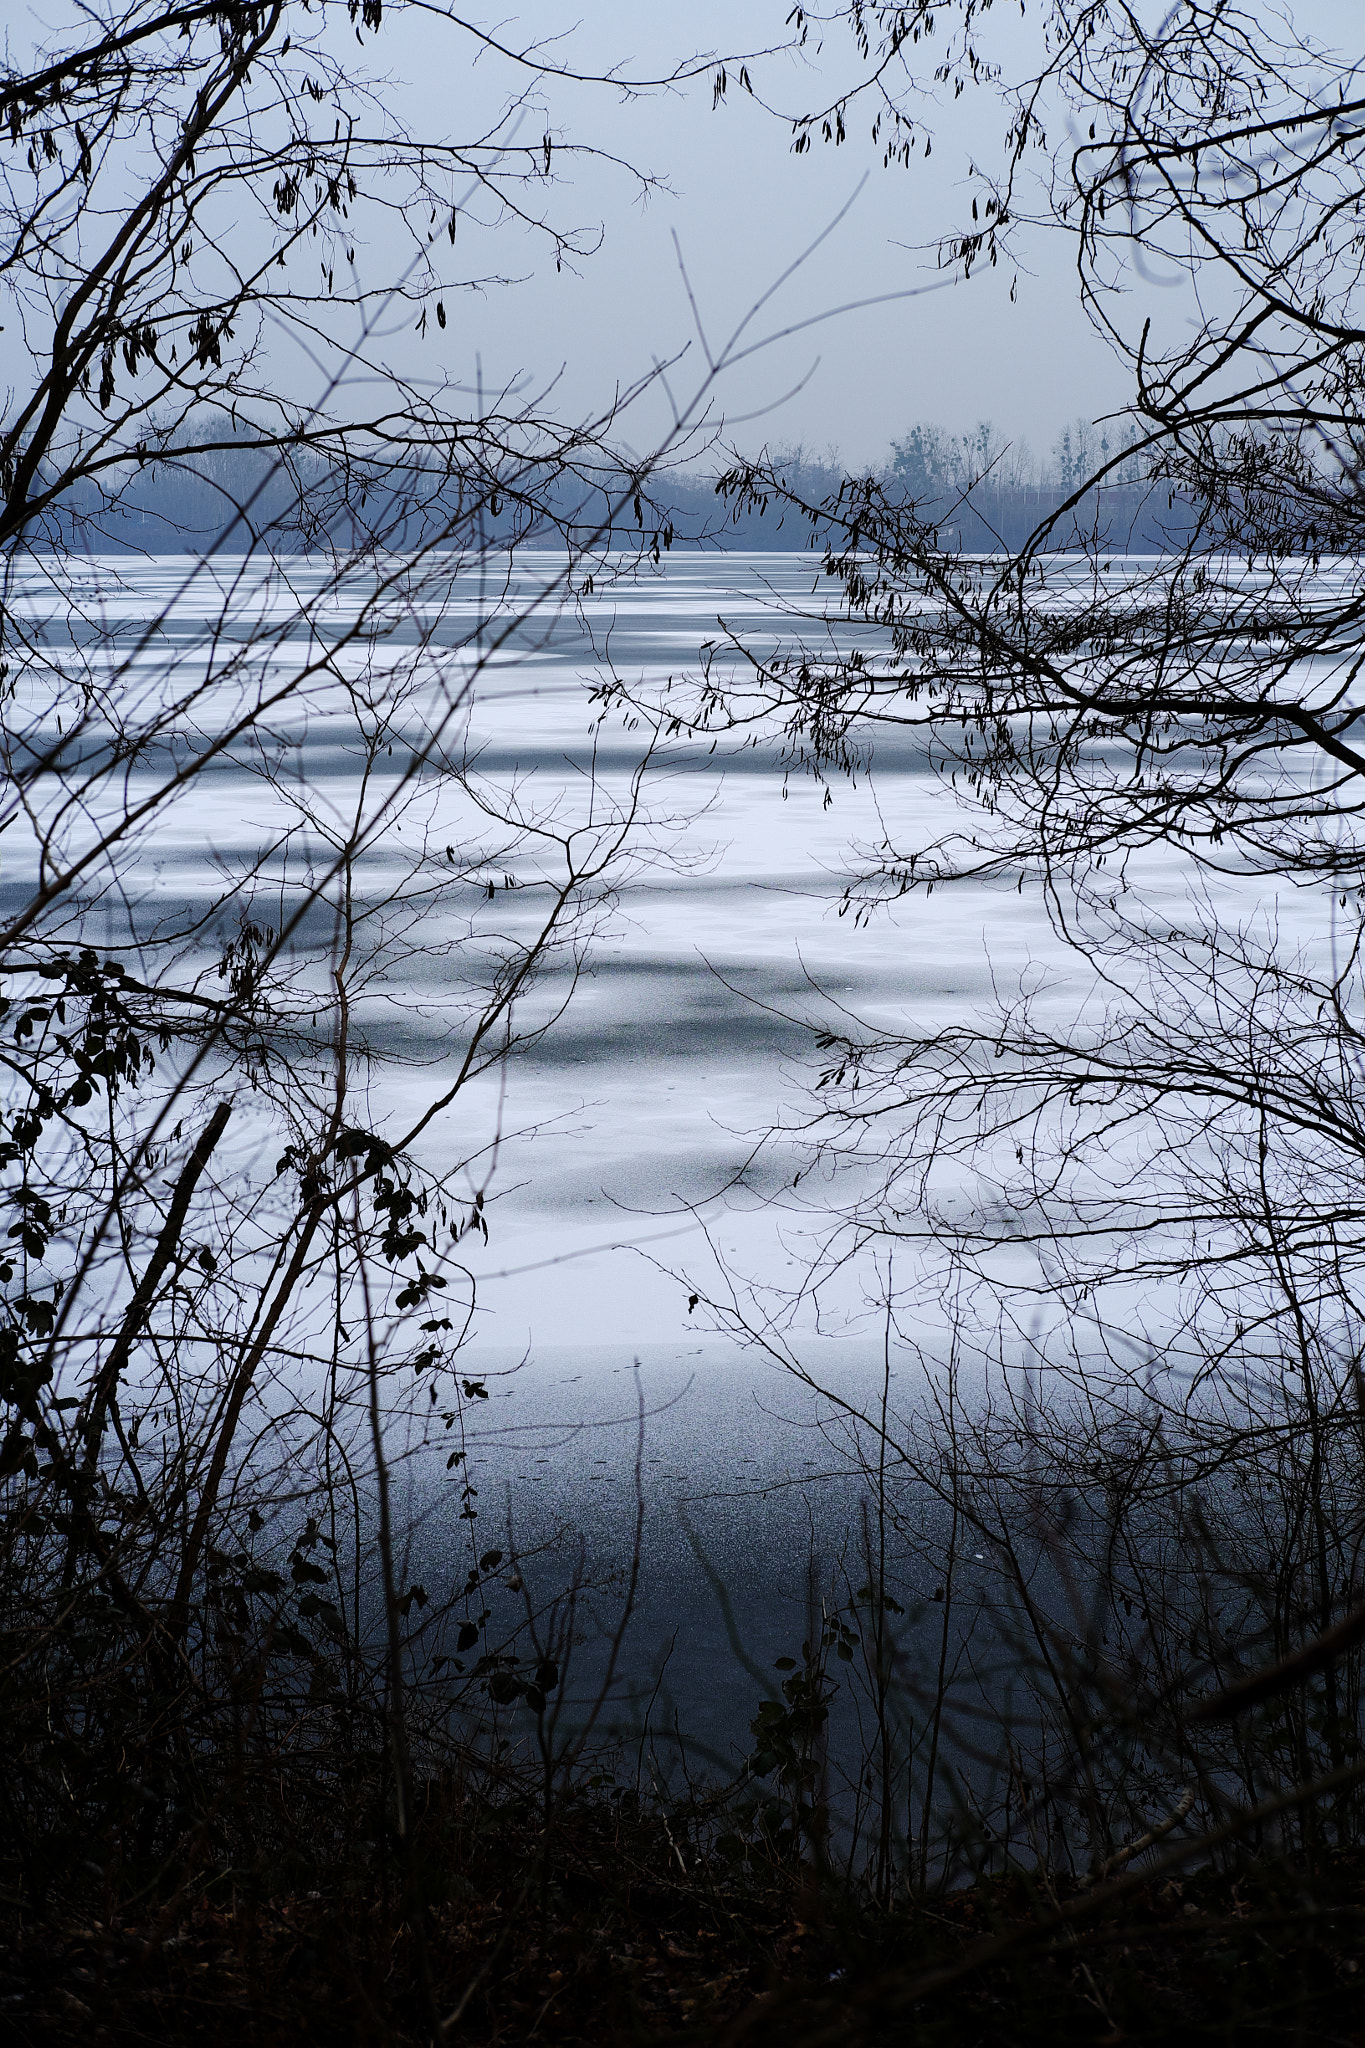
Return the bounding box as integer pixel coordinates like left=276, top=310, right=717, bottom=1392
left=6, top=548, right=1335, bottom=1363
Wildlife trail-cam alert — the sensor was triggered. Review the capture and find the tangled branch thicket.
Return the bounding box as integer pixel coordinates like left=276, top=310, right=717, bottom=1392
left=595, top=4, right=1365, bottom=2031
left=12, top=3, right=1365, bottom=2043
left=0, top=4, right=781, bottom=2037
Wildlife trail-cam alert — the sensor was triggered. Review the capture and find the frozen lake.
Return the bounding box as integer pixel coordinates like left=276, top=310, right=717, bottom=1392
left=8, top=543, right=1340, bottom=1766
left=9, top=540, right=1336, bottom=1393
left=8, top=545, right=1084, bottom=1358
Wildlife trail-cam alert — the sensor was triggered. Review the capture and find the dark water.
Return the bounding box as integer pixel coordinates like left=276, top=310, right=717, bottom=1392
left=384, top=1338, right=990, bottom=1808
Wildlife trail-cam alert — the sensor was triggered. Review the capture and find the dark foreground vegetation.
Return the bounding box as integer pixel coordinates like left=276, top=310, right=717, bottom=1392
left=10, top=1852, right=1365, bottom=2048
left=11, top=1334, right=1365, bottom=2048
left=9, top=1733, right=1365, bottom=2045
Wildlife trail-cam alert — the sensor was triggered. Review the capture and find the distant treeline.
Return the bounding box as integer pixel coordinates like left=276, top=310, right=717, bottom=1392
left=39, top=418, right=1203, bottom=555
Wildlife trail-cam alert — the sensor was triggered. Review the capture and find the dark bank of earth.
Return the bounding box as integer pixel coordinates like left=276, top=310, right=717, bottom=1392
left=6, top=1810, right=1365, bottom=2047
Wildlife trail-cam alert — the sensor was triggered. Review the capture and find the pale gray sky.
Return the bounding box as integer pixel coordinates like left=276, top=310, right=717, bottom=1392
left=357, top=1, right=1134, bottom=471
left=2, top=0, right=1166, bottom=472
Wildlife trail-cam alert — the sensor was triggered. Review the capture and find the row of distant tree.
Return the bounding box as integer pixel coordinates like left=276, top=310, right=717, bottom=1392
left=888, top=414, right=1145, bottom=493
left=51, top=412, right=1173, bottom=556
left=694, top=420, right=1180, bottom=549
